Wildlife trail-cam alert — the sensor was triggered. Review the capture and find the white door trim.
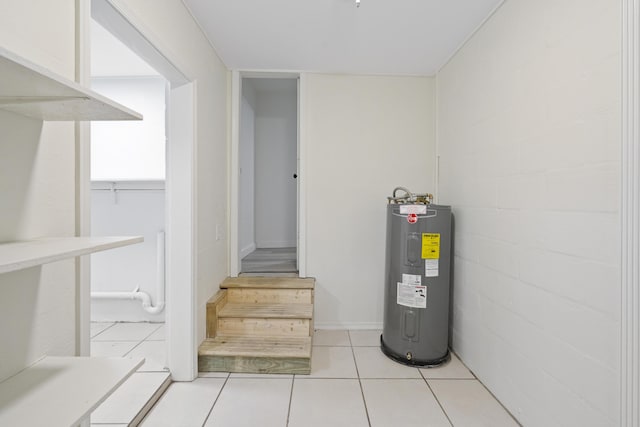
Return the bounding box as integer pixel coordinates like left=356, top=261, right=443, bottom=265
left=297, top=73, right=307, bottom=277
left=91, top=0, right=197, bottom=381
left=621, top=0, right=640, bottom=425
left=230, top=70, right=307, bottom=277
left=229, top=71, right=241, bottom=276
left=166, top=82, right=197, bottom=381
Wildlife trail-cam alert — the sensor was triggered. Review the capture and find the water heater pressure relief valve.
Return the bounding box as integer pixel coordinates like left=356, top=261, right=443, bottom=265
left=387, top=187, right=434, bottom=205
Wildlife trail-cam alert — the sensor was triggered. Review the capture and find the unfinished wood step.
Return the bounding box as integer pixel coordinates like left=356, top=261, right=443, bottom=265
left=217, top=317, right=311, bottom=338
left=199, top=336, right=311, bottom=357
left=227, top=287, right=312, bottom=304
left=218, top=303, right=313, bottom=319
left=206, top=289, right=228, bottom=339
left=221, top=276, right=315, bottom=289
left=198, top=336, right=311, bottom=374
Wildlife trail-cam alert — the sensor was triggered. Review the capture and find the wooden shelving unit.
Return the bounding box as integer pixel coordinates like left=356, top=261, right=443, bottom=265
left=0, top=236, right=144, bottom=274
left=0, top=356, right=144, bottom=426
left=0, top=46, right=142, bottom=121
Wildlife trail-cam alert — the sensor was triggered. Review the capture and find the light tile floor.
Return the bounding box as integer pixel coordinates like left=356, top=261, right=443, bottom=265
left=90, top=322, right=169, bottom=426
left=136, top=329, right=520, bottom=427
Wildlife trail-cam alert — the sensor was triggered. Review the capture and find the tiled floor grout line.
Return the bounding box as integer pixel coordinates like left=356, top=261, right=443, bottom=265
left=348, top=331, right=372, bottom=427
left=89, top=323, right=170, bottom=427
left=91, top=323, right=166, bottom=372
left=90, top=322, right=117, bottom=339
left=444, top=351, right=521, bottom=425
left=471, top=377, right=523, bottom=427
left=285, top=375, right=295, bottom=427
left=90, top=322, right=163, bottom=342
left=200, top=373, right=230, bottom=426
left=420, top=367, right=455, bottom=427
left=426, top=377, right=522, bottom=426
left=140, top=323, right=164, bottom=341
left=122, top=339, right=146, bottom=359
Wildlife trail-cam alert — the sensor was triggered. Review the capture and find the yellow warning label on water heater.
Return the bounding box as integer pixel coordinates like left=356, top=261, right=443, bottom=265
left=422, top=233, right=440, bottom=259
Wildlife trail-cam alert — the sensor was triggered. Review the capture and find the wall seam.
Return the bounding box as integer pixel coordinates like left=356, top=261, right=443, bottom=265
left=621, top=0, right=640, bottom=424
left=435, top=0, right=507, bottom=75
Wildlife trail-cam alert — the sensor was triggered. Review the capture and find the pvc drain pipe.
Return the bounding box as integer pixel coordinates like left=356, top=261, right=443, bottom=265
left=91, top=230, right=165, bottom=315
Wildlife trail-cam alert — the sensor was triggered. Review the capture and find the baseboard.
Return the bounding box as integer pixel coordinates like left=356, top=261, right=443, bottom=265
left=256, top=240, right=297, bottom=248
left=314, top=322, right=383, bottom=330
left=239, top=243, right=256, bottom=259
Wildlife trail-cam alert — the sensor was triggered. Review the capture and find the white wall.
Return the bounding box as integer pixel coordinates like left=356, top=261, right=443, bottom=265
left=254, top=80, right=297, bottom=248
left=112, top=0, right=229, bottom=348
left=305, top=74, right=436, bottom=328
left=91, top=76, right=166, bottom=180
left=436, top=1, right=621, bottom=425
left=0, top=1, right=77, bottom=382
left=91, top=182, right=165, bottom=322
left=239, top=82, right=256, bottom=257
left=91, top=18, right=158, bottom=77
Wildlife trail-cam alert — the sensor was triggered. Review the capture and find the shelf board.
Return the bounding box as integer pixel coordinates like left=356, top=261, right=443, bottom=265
left=0, top=236, right=143, bottom=274
left=0, top=46, right=142, bottom=121
left=0, top=356, right=144, bottom=426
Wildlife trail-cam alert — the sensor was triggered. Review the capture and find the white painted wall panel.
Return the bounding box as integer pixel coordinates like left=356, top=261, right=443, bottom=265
left=239, top=91, right=256, bottom=257
left=437, top=0, right=621, bottom=425
left=0, top=1, right=77, bottom=382
left=305, top=74, right=436, bottom=328
left=0, top=1, right=75, bottom=78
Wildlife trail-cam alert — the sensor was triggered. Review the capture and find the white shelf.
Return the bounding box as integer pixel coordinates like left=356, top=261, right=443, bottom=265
left=0, top=356, right=143, bottom=427
left=0, top=46, right=142, bottom=121
left=0, top=236, right=143, bottom=274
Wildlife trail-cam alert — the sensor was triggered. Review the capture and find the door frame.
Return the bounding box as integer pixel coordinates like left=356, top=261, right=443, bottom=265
left=86, top=0, right=197, bottom=381
left=230, top=70, right=307, bottom=277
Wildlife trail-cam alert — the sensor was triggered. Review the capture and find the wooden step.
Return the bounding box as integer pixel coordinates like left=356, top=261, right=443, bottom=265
left=206, top=289, right=228, bottom=339
left=198, top=336, right=311, bottom=374
left=221, top=276, right=315, bottom=289
left=201, top=277, right=315, bottom=374
left=218, top=303, right=313, bottom=319
left=217, top=317, right=311, bottom=338
left=227, top=287, right=312, bottom=304
left=216, top=301, right=313, bottom=339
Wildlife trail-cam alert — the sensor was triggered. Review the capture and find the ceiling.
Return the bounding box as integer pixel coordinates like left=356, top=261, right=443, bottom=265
left=182, top=0, right=504, bottom=76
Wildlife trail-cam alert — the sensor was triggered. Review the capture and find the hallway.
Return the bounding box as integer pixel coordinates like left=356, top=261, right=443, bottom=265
left=241, top=247, right=297, bottom=274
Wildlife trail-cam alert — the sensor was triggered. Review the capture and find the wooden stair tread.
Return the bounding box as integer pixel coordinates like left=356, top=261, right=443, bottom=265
left=199, top=336, right=311, bottom=358
left=221, top=276, right=315, bottom=289
left=218, top=303, right=312, bottom=319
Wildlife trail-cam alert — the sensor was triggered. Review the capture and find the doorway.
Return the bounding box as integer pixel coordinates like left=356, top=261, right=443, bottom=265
left=89, top=18, right=168, bottom=326
left=236, top=76, right=301, bottom=275
left=90, top=0, right=196, bottom=383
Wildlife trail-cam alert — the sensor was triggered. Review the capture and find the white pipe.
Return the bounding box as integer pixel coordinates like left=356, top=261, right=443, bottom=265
left=152, top=230, right=166, bottom=314
left=91, top=231, right=166, bottom=314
